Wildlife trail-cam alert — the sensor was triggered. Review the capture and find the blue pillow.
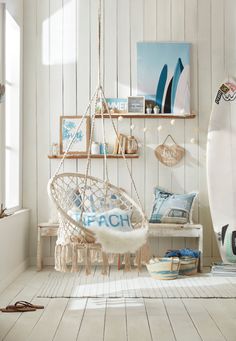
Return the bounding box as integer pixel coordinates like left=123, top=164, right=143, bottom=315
left=149, top=187, right=197, bottom=224
left=68, top=208, right=133, bottom=232
left=70, top=189, right=121, bottom=212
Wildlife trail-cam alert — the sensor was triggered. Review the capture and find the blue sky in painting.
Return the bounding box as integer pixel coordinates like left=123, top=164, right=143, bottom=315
left=137, top=42, right=190, bottom=100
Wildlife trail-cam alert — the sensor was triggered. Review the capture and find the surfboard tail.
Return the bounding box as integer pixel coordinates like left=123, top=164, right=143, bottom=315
left=155, top=64, right=168, bottom=113
left=164, top=77, right=173, bottom=113
left=171, top=58, right=184, bottom=113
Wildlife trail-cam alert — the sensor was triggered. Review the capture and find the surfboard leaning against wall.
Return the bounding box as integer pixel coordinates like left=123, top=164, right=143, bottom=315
left=207, top=79, right=236, bottom=263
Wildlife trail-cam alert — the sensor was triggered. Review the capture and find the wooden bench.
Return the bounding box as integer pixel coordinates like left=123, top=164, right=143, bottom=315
left=37, top=222, right=141, bottom=272
left=37, top=222, right=203, bottom=272
left=148, top=223, right=203, bottom=271
left=37, top=222, right=59, bottom=271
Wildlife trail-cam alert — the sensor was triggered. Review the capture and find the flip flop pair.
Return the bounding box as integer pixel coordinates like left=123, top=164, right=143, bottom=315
left=0, top=300, right=44, bottom=313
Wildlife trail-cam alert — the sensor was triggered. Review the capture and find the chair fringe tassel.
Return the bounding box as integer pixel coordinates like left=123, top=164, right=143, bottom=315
left=54, top=242, right=150, bottom=273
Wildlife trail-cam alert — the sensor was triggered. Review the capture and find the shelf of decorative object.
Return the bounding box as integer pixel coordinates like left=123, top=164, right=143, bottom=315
left=48, top=154, right=139, bottom=159
left=94, top=113, right=196, bottom=119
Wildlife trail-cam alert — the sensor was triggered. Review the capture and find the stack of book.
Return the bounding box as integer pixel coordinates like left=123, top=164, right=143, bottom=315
left=211, top=262, right=236, bottom=276
left=113, top=134, right=127, bottom=154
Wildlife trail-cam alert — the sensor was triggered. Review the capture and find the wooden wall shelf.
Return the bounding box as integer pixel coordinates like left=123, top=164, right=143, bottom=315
left=95, top=113, right=196, bottom=119
left=48, top=154, right=139, bottom=159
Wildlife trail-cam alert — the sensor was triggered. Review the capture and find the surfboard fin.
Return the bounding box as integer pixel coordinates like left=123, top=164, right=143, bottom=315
left=221, top=224, right=229, bottom=245
left=231, top=231, right=236, bottom=255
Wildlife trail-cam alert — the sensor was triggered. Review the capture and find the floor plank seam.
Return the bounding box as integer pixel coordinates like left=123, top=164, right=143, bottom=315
left=51, top=298, right=71, bottom=341
left=181, top=298, right=204, bottom=341
left=25, top=299, right=52, bottom=340
left=143, top=298, right=154, bottom=341
left=162, top=299, right=177, bottom=341
left=102, top=298, right=107, bottom=341
left=75, top=298, right=88, bottom=341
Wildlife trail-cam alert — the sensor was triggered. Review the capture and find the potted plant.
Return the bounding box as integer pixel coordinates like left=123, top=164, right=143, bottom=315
left=146, top=104, right=153, bottom=114
left=153, top=105, right=160, bottom=114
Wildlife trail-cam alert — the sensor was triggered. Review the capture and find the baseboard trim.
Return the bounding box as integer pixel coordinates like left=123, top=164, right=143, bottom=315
left=0, top=258, right=30, bottom=293
left=203, top=256, right=220, bottom=267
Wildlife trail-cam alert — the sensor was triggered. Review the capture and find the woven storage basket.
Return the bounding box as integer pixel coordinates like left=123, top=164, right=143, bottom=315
left=146, top=257, right=180, bottom=280
left=179, top=257, right=198, bottom=276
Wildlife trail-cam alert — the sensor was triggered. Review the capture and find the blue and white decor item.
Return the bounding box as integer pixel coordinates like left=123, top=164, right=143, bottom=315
left=68, top=208, right=133, bottom=232
left=179, top=257, right=199, bottom=276
left=149, top=187, right=197, bottom=224
left=105, top=98, right=127, bottom=113
left=146, top=257, right=180, bottom=280
left=100, top=142, right=108, bottom=155
left=60, top=116, right=90, bottom=154
left=137, top=42, right=190, bottom=115
left=165, top=248, right=200, bottom=276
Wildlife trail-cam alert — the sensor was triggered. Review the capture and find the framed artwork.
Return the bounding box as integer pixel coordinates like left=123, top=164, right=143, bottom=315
left=60, top=116, right=90, bottom=154
left=127, top=96, right=145, bottom=114
left=137, top=42, right=191, bottom=115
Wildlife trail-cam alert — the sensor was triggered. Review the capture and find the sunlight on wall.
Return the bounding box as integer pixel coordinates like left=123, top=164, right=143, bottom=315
left=42, top=0, right=76, bottom=65
left=5, top=10, right=20, bottom=209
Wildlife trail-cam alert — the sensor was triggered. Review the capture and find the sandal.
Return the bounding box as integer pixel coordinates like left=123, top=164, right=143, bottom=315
left=0, top=305, right=36, bottom=313
left=7, top=301, right=44, bottom=310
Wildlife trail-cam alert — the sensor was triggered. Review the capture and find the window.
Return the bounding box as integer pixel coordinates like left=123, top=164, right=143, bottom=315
left=0, top=5, right=22, bottom=211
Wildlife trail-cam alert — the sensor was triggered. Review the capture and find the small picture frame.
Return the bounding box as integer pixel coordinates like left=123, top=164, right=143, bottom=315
left=127, top=96, right=145, bottom=114
left=60, top=116, right=90, bottom=154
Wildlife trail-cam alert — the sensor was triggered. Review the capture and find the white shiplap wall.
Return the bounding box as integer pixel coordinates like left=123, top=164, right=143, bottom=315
left=23, top=0, right=236, bottom=265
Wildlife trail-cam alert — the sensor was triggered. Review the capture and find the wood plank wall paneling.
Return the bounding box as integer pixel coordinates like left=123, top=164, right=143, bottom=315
left=23, top=0, right=236, bottom=265
left=104, top=0, right=118, bottom=187
left=23, top=0, right=38, bottom=261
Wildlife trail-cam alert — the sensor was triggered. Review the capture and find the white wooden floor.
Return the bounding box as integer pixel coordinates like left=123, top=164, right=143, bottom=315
left=0, top=267, right=236, bottom=341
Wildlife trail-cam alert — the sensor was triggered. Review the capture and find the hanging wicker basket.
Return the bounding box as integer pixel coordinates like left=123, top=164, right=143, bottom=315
left=146, top=257, right=180, bottom=280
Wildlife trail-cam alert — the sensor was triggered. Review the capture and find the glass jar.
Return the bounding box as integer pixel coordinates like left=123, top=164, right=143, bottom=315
left=126, top=136, right=138, bottom=154
left=91, top=141, right=100, bottom=155
left=100, top=143, right=108, bottom=155
left=52, top=143, right=59, bottom=156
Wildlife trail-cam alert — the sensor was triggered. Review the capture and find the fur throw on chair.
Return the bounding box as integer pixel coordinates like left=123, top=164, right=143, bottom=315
left=90, top=226, right=148, bottom=254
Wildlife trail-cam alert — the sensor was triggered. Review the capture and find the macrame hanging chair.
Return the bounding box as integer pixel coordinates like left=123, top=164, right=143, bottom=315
left=47, top=0, right=149, bottom=274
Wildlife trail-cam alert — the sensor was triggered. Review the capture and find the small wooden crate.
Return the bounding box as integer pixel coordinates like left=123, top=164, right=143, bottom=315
left=146, top=257, right=180, bottom=280
left=179, top=257, right=199, bottom=276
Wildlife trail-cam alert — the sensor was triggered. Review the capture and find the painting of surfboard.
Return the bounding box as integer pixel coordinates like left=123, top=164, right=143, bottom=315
left=137, top=42, right=191, bottom=115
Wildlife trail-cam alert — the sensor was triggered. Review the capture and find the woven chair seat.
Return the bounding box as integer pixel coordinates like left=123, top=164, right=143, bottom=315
left=48, top=173, right=148, bottom=273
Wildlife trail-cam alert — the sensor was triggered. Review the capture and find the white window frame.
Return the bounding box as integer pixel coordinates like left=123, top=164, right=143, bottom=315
left=0, top=3, right=5, bottom=208
left=0, top=3, right=22, bottom=213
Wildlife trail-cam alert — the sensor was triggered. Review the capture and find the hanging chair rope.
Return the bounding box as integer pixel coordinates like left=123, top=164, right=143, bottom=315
left=52, top=0, right=144, bottom=213
left=48, top=0, right=148, bottom=273
left=99, top=87, right=143, bottom=210
left=54, top=87, right=98, bottom=177
left=98, top=0, right=102, bottom=87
